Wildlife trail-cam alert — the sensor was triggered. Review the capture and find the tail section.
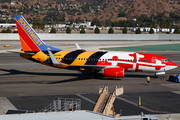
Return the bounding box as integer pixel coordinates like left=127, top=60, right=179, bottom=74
left=14, top=15, right=61, bottom=52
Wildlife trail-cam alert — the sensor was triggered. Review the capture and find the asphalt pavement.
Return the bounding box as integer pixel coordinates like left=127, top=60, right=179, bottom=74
left=0, top=41, right=180, bottom=117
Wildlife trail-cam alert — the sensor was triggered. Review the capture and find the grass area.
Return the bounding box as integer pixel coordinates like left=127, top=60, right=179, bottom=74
left=101, top=44, right=180, bottom=51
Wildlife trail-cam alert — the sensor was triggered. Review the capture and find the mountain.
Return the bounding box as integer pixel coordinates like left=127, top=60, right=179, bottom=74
left=1, top=0, right=180, bottom=22
left=66, top=0, right=180, bottom=21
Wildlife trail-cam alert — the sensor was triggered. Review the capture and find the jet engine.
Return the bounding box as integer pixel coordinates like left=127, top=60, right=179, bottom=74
left=100, top=67, right=124, bottom=77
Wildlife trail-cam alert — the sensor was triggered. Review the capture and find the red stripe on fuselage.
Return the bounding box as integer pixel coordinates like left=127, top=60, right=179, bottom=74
left=96, top=53, right=166, bottom=72
left=15, top=20, right=40, bottom=51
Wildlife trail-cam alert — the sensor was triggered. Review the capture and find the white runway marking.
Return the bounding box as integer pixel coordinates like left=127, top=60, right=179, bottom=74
left=171, top=91, right=180, bottom=95
left=161, top=84, right=180, bottom=91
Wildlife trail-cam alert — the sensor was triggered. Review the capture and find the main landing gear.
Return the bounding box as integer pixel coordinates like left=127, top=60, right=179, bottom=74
left=91, top=71, right=98, bottom=78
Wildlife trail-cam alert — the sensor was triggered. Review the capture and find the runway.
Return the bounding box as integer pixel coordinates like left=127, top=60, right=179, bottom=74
left=0, top=41, right=180, bottom=116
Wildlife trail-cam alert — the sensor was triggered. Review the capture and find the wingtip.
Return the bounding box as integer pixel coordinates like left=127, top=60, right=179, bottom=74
left=75, top=43, right=81, bottom=50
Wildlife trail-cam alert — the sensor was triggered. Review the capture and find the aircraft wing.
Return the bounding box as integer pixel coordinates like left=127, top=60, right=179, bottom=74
left=48, top=50, right=115, bottom=71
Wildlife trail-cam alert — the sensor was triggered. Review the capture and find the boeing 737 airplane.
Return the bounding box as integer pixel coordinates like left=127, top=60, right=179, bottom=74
left=14, top=15, right=177, bottom=78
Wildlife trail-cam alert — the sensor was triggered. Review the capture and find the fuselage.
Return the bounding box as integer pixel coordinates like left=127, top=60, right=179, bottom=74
left=20, top=50, right=177, bottom=73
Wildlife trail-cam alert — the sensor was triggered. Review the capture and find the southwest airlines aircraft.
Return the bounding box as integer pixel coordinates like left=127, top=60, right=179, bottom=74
left=14, top=15, right=177, bottom=78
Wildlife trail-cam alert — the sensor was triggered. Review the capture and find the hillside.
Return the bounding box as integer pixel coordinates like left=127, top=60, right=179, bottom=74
left=0, top=0, right=180, bottom=22
left=66, top=0, right=180, bottom=21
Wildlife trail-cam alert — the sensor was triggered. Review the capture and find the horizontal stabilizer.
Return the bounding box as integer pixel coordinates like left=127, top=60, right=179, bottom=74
left=7, top=51, right=35, bottom=55
left=48, top=51, right=63, bottom=65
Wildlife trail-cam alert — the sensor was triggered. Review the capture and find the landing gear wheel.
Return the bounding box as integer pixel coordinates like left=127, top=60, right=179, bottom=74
left=154, top=74, right=158, bottom=78
left=90, top=71, right=97, bottom=78
left=175, top=78, right=178, bottom=83
left=169, top=76, right=173, bottom=81
left=90, top=74, right=94, bottom=79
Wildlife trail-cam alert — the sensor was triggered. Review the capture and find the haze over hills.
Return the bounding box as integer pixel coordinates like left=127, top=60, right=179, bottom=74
left=0, top=0, right=180, bottom=22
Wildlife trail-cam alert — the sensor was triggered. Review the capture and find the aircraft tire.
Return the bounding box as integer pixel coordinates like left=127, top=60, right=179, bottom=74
left=169, top=76, right=173, bottom=81
left=175, top=78, right=178, bottom=83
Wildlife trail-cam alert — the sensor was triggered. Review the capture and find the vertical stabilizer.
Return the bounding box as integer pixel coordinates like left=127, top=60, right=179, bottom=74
left=14, top=15, right=61, bottom=52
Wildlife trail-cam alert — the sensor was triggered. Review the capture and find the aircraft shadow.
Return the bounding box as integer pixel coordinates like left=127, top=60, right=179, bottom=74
left=0, top=69, right=80, bottom=77
left=47, top=76, right=122, bottom=84
left=0, top=69, right=156, bottom=84
left=47, top=77, right=90, bottom=84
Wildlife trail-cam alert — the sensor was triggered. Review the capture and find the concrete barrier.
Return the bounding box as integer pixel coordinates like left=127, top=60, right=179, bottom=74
left=0, top=33, right=180, bottom=41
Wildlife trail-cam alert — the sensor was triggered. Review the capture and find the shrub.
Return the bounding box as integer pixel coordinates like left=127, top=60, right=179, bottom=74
left=149, top=27, right=154, bottom=34
left=66, top=27, right=71, bottom=33
left=122, top=27, right=127, bottom=34
left=108, top=27, right=114, bottom=34
left=174, top=27, right=180, bottom=34
left=7, top=28, right=12, bottom=33
left=94, top=27, right=100, bottom=34
left=50, top=27, right=56, bottom=33
left=135, top=28, right=141, bottom=34
left=80, top=27, right=86, bottom=33
left=1, top=30, right=7, bottom=33
left=13, top=31, right=18, bottom=33
left=118, top=12, right=126, bottom=17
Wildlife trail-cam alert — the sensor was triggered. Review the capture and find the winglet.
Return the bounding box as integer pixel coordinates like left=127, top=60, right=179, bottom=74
left=75, top=43, right=82, bottom=50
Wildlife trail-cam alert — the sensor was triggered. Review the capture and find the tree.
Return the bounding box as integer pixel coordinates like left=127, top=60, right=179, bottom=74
left=91, top=18, right=101, bottom=26
left=81, top=3, right=90, bottom=13
left=122, top=27, right=127, bottom=34
left=66, top=27, right=71, bottom=33
left=108, top=27, right=114, bottom=34
left=149, top=27, right=154, bottom=34
left=94, top=27, right=100, bottom=34
left=2, top=5, right=8, bottom=9
left=6, top=28, right=11, bottom=33
left=50, top=27, right=56, bottom=33
left=118, top=12, right=126, bottom=17
left=160, top=22, right=171, bottom=28
left=135, top=28, right=141, bottom=34
left=33, top=21, right=45, bottom=30
left=174, top=27, right=180, bottom=34
left=80, top=27, right=86, bottom=34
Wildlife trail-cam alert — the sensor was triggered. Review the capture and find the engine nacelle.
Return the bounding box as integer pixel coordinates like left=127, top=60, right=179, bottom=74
left=100, top=67, right=124, bottom=77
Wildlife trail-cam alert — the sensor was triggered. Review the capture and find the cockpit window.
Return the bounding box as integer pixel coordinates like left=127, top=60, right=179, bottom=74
left=162, top=59, right=169, bottom=62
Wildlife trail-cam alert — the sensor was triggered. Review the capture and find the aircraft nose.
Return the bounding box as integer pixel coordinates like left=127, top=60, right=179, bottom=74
left=172, top=62, right=178, bottom=67
left=168, top=61, right=178, bottom=69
